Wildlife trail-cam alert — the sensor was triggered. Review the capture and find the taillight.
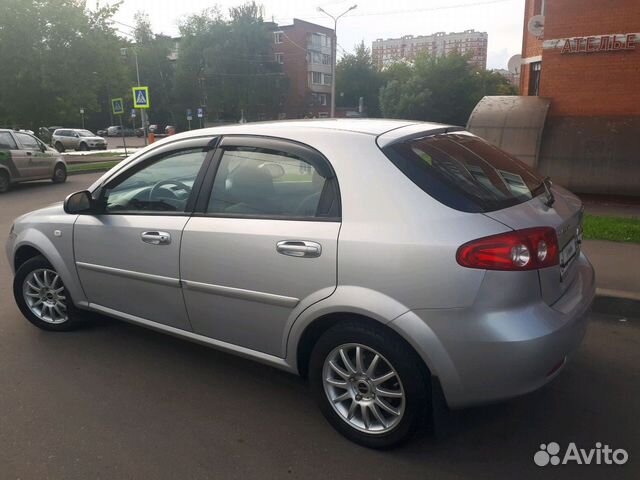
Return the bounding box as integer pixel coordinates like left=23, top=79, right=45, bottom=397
left=456, top=227, right=559, bottom=271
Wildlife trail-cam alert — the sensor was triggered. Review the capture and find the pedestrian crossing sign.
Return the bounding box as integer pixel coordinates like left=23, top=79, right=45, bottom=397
left=111, top=98, right=124, bottom=115
left=132, top=86, right=150, bottom=109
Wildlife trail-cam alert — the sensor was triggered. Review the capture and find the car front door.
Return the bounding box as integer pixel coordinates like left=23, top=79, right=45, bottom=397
left=13, top=132, right=51, bottom=178
left=73, top=138, right=214, bottom=330
left=180, top=136, right=341, bottom=357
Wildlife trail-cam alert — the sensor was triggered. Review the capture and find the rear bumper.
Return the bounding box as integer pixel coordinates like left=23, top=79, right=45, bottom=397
left=391, top=253, right=595, bottom=408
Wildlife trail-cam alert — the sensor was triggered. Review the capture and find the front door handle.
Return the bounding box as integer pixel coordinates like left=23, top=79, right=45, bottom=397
left=141, top=231, right=171, bottom=245
left=276, top=240, right=322, bottom=258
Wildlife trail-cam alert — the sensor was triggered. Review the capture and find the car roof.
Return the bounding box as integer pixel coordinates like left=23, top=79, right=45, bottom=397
left=171, top=119, right=453, bottom=140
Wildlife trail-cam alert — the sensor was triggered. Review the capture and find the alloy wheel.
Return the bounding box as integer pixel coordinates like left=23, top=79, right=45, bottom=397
left=22, top=268, right=68, bottom=324
left=322, top=343, right=406, bottom=434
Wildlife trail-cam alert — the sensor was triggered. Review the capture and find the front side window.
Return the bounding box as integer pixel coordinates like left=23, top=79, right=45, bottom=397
left=102, top=148, right=208, bottom=214
left=382, top=133, right=544, bottom=213
left=14, top=132, right=40, bottom=150
left=207, top=147, right=333, bottom=218
left=0, top=132, right=18, bottom=150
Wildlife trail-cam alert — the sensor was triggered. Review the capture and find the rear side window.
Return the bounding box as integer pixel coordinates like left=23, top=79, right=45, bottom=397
left=0, top=132, right=17, bottom=149
left=382, top=133, right=545, bottom=212
left=207, top=147, right=337, bottom=219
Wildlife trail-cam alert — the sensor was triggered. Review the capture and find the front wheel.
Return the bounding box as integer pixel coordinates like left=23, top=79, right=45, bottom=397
left=52, top=164, right=67, bottom=184
left=309, top=322, right=430, bottom=449
left=13, top=256, right=83, bottom=331
left=78, top=142, right=88, bottom=151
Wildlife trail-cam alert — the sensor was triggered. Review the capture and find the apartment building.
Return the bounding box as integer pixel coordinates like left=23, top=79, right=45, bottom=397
left=372, top=30, right=488, bottom=69
left=270, top=19, right=334, bottom=118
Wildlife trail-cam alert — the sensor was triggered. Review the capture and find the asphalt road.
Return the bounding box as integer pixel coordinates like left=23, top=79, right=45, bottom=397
left=0, top=175, right=638, bottom=480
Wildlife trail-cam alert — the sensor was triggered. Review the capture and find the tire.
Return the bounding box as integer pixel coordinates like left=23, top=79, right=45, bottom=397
left=54, top=142, right=65, bottom=153
left=0, top=170, right=9, bottom=193
left=52, top=164, right=67, bottom=184
left=13, top=255, right=83, bottom=332
left=79, top=142, right=88, bottom=151
left=309, top=321, right=430, bottom=449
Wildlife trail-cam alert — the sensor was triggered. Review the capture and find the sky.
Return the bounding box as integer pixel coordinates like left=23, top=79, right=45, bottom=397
left=111, top=0, right=525, bottom=69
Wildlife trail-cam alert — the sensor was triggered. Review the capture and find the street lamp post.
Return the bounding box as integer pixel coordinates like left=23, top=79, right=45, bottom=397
left=317, top=4, right=357, bottom=118
left=122, top=47, right=148, bottom=145
left=132, top=48, right=148, bottom=145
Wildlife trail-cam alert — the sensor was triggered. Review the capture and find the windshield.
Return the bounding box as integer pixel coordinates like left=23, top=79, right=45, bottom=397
left=382, top=133, right=545, bottom=213
left=76, top=130, right=95, bottom=137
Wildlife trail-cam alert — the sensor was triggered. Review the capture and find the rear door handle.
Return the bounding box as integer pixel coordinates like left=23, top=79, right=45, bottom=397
left=141, top=231, right=171, bottom=245
left=276, top=240, right=322, bottom=258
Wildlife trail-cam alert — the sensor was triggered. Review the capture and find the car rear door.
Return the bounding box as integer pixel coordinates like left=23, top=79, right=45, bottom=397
left=180, top=136, right=341, bottom=357
left=13, top=132, right=51, bottom=178
left=74, top=137, right=215, bottom=330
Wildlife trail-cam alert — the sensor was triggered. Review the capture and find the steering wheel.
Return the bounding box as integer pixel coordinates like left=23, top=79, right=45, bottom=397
left=148, top=180, right=191, bottom=202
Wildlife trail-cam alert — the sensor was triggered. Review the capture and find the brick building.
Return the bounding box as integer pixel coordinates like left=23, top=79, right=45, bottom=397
left=469, top=0, right=640, bottom=196
left=372, top=30, right=488, bottom=69
left=270, top=19, right=333, bottom=119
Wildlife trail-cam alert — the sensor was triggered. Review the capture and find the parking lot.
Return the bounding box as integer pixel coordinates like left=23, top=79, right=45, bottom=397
left=0, top=175, right=638, bottom=479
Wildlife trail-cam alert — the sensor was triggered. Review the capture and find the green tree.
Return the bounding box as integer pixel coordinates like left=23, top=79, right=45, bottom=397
left=175, top=2, right=288, bottom=124
left=0, top=0, right=129, bottom=131
left=124, top=12, right=176, bottom=127
left=335, top=41, right=383, bottom=117
left=379, top=52, right=517, bottom=125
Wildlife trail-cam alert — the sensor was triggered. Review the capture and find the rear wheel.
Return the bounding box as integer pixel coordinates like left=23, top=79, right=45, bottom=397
left=54, top=142, right=65, bottom=153
left=0, top=170, right=9, bottom=193
left=309, top=322, right=430, bottom=449
left=52, top=164, right=67, bottom=184
left=13, top=256, right=83, bottom=331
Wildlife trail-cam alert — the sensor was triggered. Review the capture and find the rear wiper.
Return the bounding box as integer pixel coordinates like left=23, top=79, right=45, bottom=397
left=541, top=176, right=555, bottom=207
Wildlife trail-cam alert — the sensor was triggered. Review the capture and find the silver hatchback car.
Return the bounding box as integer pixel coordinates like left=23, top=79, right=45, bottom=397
left=6, top=120, right=595, bottom=448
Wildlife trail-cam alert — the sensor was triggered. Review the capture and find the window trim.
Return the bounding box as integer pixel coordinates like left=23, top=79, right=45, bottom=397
left=193, top=135, right=341, bottom=221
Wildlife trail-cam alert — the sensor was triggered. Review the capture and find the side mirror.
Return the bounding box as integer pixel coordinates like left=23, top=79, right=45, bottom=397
left=64, top=190, right=98, bottom=214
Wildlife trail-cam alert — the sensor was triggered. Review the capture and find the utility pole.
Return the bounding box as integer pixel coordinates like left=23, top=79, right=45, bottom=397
left=317, top=4, right=357, bottom=118
left=132, top=48, right=148, bottom=145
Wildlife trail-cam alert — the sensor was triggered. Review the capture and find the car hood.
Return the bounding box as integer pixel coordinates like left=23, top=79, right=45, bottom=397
left=13, top=202, right=69, bottom=227
left=81, top=136, right=105, bottom=142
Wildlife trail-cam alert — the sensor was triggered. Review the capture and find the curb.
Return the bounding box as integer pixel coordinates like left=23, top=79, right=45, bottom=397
left=593, top=288, right=640, bottom=318
left=68, top=168, right=113, bottom=176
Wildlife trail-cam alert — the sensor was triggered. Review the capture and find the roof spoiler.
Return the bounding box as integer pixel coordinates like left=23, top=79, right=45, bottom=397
left=376, top=125, right=466, bottom=149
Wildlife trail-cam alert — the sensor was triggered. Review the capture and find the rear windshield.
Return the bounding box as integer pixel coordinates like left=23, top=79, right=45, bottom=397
left=382, top=133, right=545, bottom=212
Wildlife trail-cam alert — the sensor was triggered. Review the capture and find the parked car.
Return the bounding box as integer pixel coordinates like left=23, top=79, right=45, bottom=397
left=0, top=128, right=66, bottom=192
left=51, top=129, right=106, bottom=152
left=106, top=125, right=136, bottom=137
left=5, top=120, right=595, bottom=448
